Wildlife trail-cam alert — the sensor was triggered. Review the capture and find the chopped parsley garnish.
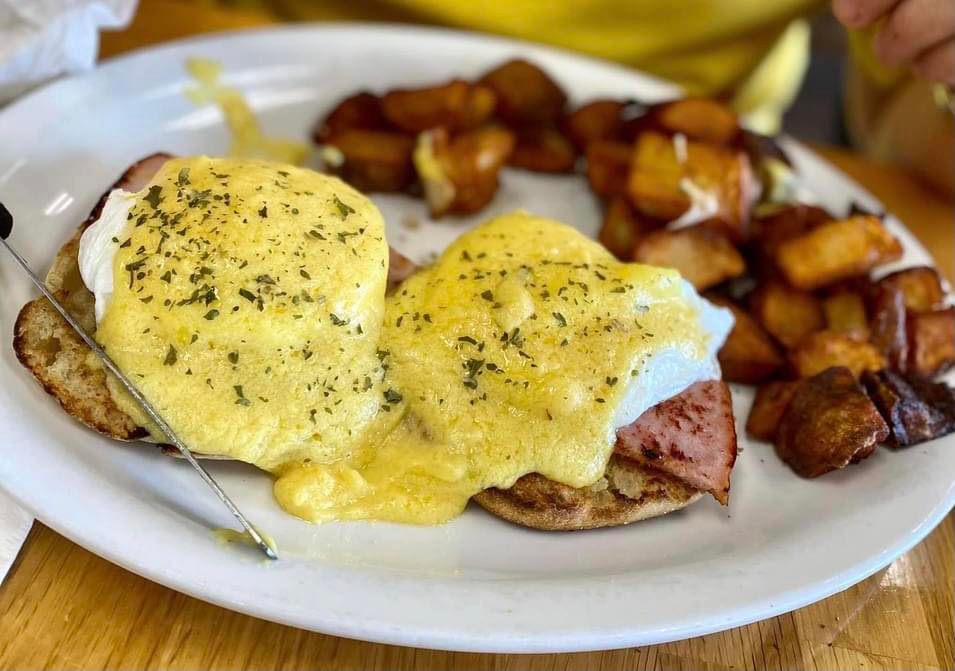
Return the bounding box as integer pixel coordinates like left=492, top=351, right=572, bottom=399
left=143, top=186, right=162, bottom=209
left=552, top=311, right=567, bottom=327
left=238, top=288, right=256, bottom=302
left=203, top=309, right=219, bottom=320
left=383, top=388, right=403, bottom=404
left=163, top=345, right=177, bottom=366
left=333, top=195, right=355, bottom=219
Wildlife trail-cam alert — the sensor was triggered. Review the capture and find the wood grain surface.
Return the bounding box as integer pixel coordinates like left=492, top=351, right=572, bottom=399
left=0, top=2, right=953, bottom=668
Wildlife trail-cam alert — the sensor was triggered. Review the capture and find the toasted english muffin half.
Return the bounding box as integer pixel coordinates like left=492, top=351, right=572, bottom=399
left=473, top=454, right=702, bottom=531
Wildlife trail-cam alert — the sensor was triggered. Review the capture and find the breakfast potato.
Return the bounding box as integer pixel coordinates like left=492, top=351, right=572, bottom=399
left=775, top=366, right=889, bottom=478
left=586, top=140, right=631, bottom=198
left=868, top=284, right=908, bottom=372
left=875, top=266, right=946, bottom=312
left=749, top=281, right=824, bottom=348
left=313, top=91, right=390, bottom=143
left=478, top=58, right=567, bottom=127
left=774, top=215, right=903, bottom=290
left=706, top=293, right=783, bottom=383
left=564, top=99, right=625, bottom=150
left=633, top=225, right=745, bottom=291
left=325, top=129, right=416, bottom=192
left=822, top=290, right=869, bottom=339
left=627, top=131, right=754, bottom=239
left=746, top=380, right=803, bottom=441
left=509, top=127, right=577, bottom=173
left=381, top=80, right=496, bottom=133
left=907, top=307, right=955, bottom=377
left=750, top=204, right=832, bottom=261
left=598, top=196, right=658, bottom=260
left=415, top=127, right=515, bottom=217
left=862, top=369, right=955, bottom=447
left=789, top=331, right=887, bottom=379
left=652, top=97, right=739, bottom=145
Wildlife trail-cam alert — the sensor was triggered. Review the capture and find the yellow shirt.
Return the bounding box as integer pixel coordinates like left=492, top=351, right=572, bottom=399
left=235, top=0, right=821, bottom=133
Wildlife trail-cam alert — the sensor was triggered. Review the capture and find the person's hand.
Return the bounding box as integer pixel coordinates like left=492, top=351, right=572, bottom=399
left=833, top=0, right=955, bottom=84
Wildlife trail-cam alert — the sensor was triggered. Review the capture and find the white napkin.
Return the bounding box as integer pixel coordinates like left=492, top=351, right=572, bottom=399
left=0, top=0, right=137, bottom=103
left=0, top=490, right=32, bottom=582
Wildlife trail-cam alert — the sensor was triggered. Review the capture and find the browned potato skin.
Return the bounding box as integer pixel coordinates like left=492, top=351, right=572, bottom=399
left=586, top=140, right=631, bottom=198
left=746, top=380, right=803, bottom=441
left=509, top=127, right=577, bottom=173
left=868, top=283, right=908, bottom=373
left=789, top=330, right=887, bottom=379
left=749, top=281, right=824, bottom=348
left=563, top=99, right=625, bottom=151
left=775, top=215, right=903, bottom=290
left=775, top=366, right=889, bottom=478
left=876, top=266, right=946, bottom=312
left=429, top=127, right=516, bottom=216
left=478, top=59, right=567, bottom=127
left=381, top=80, right=496, bottom=133
left=325, top=129, right=416, bottom=193
left=907, top=307, right=955, bottom=377
left=652, top=97, right=739, bottom=145
left=598, top=196, right=659, bottom=260
left=633, top=225, right=745, bottom=291
left=313, top=91, right=389, bottom=143
left=862, top=369, right=955, bottom=447
left=750, top=204, right=832, bottom=262
left=822, top=290, right=869, bottom=339
left=706, top=293, right=783, bottom=383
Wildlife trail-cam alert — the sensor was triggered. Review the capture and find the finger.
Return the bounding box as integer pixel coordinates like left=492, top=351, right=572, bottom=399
left=875, top=0, right=955, bottom=65
left=832, top=0, right=900, bottom=28
left=913, top=38, right=955, bottom=84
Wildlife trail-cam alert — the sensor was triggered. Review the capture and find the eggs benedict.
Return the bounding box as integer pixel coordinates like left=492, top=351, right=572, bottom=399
left=15, top=155, right=737, bottom=531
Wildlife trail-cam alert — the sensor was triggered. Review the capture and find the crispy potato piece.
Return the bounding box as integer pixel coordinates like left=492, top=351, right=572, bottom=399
left=313, top=91, right=389, bottom=143
left=746, top=380, right=803, bottom=441
left=876, top=266, right=946, bottom=312
left=627, top=131, right=754, bottom=237
left=381, top=80, right=496, bottom=133
left=653, top=97, right=739, bottom=145
left=789, top=331, right=887, bottom=378
left=586, top=140, right=631, bottom=198
left=633, top=225, right=745, bottom=291
left=509, top=127, right=577, bottom=173
left=822, top=290, right=869, bottom=339
left=775, top=366, right=889, bottom=478
left=325, top=129, right=415, bottom=192
left=478, top=59, right=567, bottom=127
left=862, top=369, right=955, bottom=447
left=868, top=284, right=908, bottom=372
left=706, top=293, right=783, bottom=383
left=564, top=99, right=625, bottom=150
left=775, top=215, right=902, bottom=290
left=750, top=204, right=832, bottom=260
left=749, top=281, right=824, bottom=348
left=907, top=307, right=955, bottom=377
left=415, top=127, right=515, bottom=217
left=598, top=197, right=659, bottom=260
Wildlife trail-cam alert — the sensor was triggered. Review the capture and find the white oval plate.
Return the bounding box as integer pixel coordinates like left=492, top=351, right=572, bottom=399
left=0, top=25, right=952, bottom=654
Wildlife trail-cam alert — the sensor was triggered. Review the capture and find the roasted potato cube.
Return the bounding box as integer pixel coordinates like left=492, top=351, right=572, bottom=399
left=381, top=80, right=496, bottom=133
left=750, top=204, right=832, bottom=260
left=627, top=131, right=754, bottom=238
left=414, top=127, right=515, bottom=217
left=509, top=127, right=577, bottom=173
left=876, top=266, right=946, bottom=312
left=633, top=226, right=745, bottom=290
left=907, top=307, right=955, bottom=377
left=822, top=290, right=869, bottom=339
left=862, top=369, right=955, bottom=447
left=598, top=197, right=658, bottom=260
left=746, top=380, right=803, bottom=441
left=868, top=284, right=908, bottom=372
left=325, top=129, right=415, bottom=192
left=564, top=99, right=625, bottom=150
left=789, top=331, right=887, bottom=378
left=313, top=91, right=389, bottom=143
left=478, top=59, right=567, bottom=127
left=585, top=140, right=631, bottom=198
left=706, top=293, right=783, bottom=383
left=653, top=97, right=739, bottom=145
left=775, top=215, right=902, bottom=290
left=749, top=281, right=824, bottom=348
left=775, top=366, right=889, bottom=478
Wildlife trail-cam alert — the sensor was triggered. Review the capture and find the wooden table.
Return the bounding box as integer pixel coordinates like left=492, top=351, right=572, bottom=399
left=1, top=2, right=953, bottom=668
